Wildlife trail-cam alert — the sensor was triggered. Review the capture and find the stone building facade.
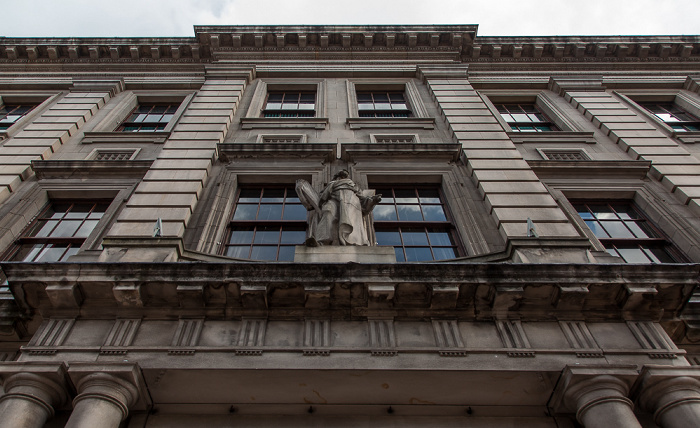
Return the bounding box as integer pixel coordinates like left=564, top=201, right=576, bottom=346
left=0, top=25, right=700, bottom=427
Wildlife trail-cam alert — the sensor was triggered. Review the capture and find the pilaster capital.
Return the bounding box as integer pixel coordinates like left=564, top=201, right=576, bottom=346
left=633, top=365, right=700, bottom=424
left=548, top=75, right=605, bottom=96
left=0, top=363, right=70, bottom=416
left=67, top=363, right=151, bottom=415
left=549, top=365, right=639, bottom=420
left=204, top=64, right=256, bottom=82
left=417, top=65, right=468, bottom=82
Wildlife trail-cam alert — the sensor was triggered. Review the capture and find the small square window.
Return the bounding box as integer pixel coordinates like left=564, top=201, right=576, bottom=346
left=262, top=92, right=316, bottom=118
left=495, top=104, right=559, bottom=132
left=640, top=103, right=700, bottom=132
left=0, top=104, right=37, bottom=130
left=116, top=104, right=180, bottom=132
left=540, top=149, right=590, bottom=161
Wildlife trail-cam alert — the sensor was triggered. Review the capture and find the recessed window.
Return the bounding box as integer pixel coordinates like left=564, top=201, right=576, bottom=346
left=4, top=201, right=111, bottom=262
left=262, top=92, right=316, bottom=118
left=223, top=186, right=307, bottom=261
left=357, top=91, right=411, bottom=118
left=372, top=186, right=460, bottom=262
left=116, top=104, right=180, bottom=132
left=495, top=104, right=559, bottom=132
left=640, top=103, right=700, bottom=132
left=573, top=201, right=681, bottom=263
left=0, top=104, right=36, bottom=130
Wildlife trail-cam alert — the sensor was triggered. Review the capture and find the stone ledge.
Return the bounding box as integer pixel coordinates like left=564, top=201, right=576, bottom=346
left=294, top=246, right=396, bottom=263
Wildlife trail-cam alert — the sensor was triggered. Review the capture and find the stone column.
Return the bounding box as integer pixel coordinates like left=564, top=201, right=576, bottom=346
left=566, top=375, right=642, bottom=428
left=549, top=366, right=642, bottom=428
left=635, top=366, right=700, bottom=428
left=65, top=372, right=138, bottom=428
left=0, top=370, right=67, bottom=428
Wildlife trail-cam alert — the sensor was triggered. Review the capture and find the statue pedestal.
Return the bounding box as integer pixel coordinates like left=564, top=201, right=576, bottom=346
left=294, top=246, right=396, bottom=263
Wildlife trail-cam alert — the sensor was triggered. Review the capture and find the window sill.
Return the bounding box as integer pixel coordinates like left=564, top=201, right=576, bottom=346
left=527, top=159, right=651, bottom=179
left=508, top=131, right=596, bottom=144
left=240, top=117, right=328, bottom=130
left=673, top=131, right=700, bottom=144
left=346, top=117, right=435, bottom=130
left=81, top=131, right=171, bottom=145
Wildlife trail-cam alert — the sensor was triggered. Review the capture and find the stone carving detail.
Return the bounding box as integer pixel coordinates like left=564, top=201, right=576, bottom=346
left=496, top=320, right=535, bottom=357
left=103, top=319, right=141, bottom=348
left=296, top=170, right=381, bottom=247
left=560, top=321, right=604, bottom=358
left=627, top=321, right=678, bottom=358
left=27, top=318, right=74, bottom=351
left=433, top=320, right=466, bottom=357
left=169, top=319, right=203, bottom=354
left=369, top=319, right=397, bottom=356
left=303, top=319, right=331, bottom=356
left=237, top=318, right=267, bottom=351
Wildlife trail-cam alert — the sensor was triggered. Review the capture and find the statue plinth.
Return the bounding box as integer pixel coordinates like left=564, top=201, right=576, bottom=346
left=294, top=246, right=397, bottom=263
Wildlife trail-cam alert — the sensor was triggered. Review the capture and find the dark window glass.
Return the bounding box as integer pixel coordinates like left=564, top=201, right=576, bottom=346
left=117, top=104, right=179, bottom=132
left=3, top=201, right=110, bottom=262
left=573, top=201, right=683, bottom=264
left=263, top=92, right=316, bottom=118
left=357, top=92, right=411, bottom=118
left=494, top=103, right=559, bottom=132
left=640, top=103, right=700, bottom=132
left=373, top=186, right=460, bottom=261
left=224, top=186, right=307, bottom=261
left=0, top=104, right=37, bottom=130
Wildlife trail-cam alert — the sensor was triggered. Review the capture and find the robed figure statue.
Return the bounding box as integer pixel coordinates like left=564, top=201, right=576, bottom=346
left=296, top=170, right=382, bottom=246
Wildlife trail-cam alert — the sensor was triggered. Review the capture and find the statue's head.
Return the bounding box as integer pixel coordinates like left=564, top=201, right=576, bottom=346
left=333, top=170, right=349, bottom=180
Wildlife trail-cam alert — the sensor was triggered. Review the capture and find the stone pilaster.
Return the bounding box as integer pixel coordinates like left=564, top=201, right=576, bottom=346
left=65, top=363, right=150, bottom=428
left=0, top=363, right=68, bottom=428
left=549, top=366, right=642, bottom=428
left=634, top=366, right=700, bottom=428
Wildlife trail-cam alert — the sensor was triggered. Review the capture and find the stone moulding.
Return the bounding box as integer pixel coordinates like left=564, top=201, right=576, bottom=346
left=1, top=262, right=697, bottom=324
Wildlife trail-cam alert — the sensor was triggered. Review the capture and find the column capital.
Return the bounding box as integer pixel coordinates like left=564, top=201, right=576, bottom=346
left=417, top=65, right=468, bottom=82
left=548, top=75, right=606, bottom=96
left=633, top=365, right=700, bottom=425
left=549, top=365, right=639, bottom=416
left=67, top=363, right=151, bottom=413
left=0, top=362, right=70, bottom=417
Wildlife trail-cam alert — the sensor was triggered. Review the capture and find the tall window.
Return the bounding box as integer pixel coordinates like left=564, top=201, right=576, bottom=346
left=117, top=104, right=179, bottom=132
left=573, top=201, right=681, bottom=263
left=263, top=92, right=315, bottom=118
left=0, top=104, right=36, bottom=130
left=4, top=201, right=110, bottom=262
left=495, top=104, right=558, bottom=132
left=223, top=187, right=307, bottom=261
left=640, top=103, right=700, bottom=132
left=357, top=92, right=411, bottom=118
left=372, top=186, right=460, bottom=262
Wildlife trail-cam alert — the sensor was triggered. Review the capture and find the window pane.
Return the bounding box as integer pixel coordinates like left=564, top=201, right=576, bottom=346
left=34, top=220, right=59, bottom=237
left=394, top=247, right=406, bottom=262
left=373, top=205, right=397, bottom=221
left=422, top=205, right=446, bottom=221
left=282, top=204, right=307, bottom=221
left=428, top=231, right=454, bottom=246
left=226, top=246, right=250, bottom=258
left=585, top=220, right=610, bottom=238
left=238, top=189, right=261, bottom=202
left=402, top=230, right=429, bottom=246
left=229, top=229, right=254, bottom=245
left=75, top=220, right=99, bottom=238
left=257, top=204, right=283, bottom=220
left=405, top=247, right=433, bottom=262
left=261, top=188, right=285, bottom=202
left=280, top=230, right=306, bottom=244
left=432, top=247, right=457, bottom=260
left=418, top=189, right=441, bottom=203
left=35, top=245, right=68, bottom=263
left=254, top=228, right=280, bottom=244
left=277, top=246, right=296, bottom=261
left=393, top=189, right=418, bottom=203
left=251, top=246, right=278, bottom=261
left=643, top=247, right=674, bottom=263
left=376, top=230, right=402, bottom=246
left=232, top=204, right=258, bottom=220
left=616, top=247, right=651, bottom=264
left=50, top=220, right=81, bottom=237
left=589, top=204, right=616, bottom=219
left=397, top=205, right=422, bottom=221
left=600, top=221, right=634, bottom=239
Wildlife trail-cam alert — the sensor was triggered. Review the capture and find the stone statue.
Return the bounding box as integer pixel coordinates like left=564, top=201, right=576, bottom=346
left=296, top=170, right=382, bottom=246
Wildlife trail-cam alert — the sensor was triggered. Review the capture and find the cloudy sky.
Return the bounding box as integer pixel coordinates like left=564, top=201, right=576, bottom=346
left=2, top=0, right=698, bottom=38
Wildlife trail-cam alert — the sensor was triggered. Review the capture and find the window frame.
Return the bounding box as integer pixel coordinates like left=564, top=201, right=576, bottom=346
left=371, top=185, right=463, bottom=262
left=241, top=79, right=328, bottom=130
left=346, top=79, right=434, bottom=130
left=616, top=90, right=700, bottom=144
left=0, top=92, right=59, bottom=140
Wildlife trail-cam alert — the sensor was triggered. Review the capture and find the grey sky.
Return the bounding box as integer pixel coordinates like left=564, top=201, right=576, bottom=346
left=2, top=0, right=698, bottom=38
